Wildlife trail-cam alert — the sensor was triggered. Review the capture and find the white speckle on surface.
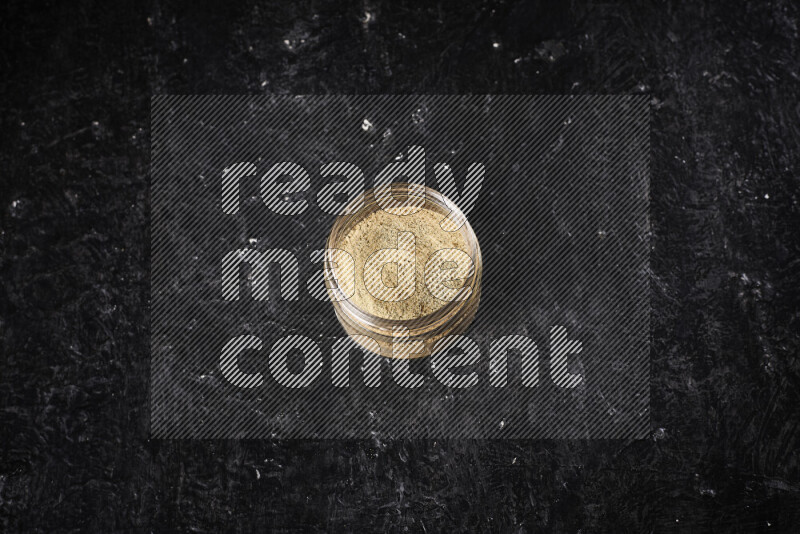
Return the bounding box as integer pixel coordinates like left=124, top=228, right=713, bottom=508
left=492, top=41, right=501, bottom=49
left=411, top=106, right=427, bottom=124
left=248, top=238, right=258, bottom=245
left=499, top=420, right=505, bottom=429
left=764, top=193, right=769, bottom=199
left=361, top=118, right=373, bottom=131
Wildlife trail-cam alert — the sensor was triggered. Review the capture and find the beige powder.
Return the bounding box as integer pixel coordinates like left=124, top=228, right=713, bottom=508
left=336, top=205, right=470, bottom=320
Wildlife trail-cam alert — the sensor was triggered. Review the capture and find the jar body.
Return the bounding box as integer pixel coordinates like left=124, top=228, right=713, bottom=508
left=325, top=185, right=482, bottom=359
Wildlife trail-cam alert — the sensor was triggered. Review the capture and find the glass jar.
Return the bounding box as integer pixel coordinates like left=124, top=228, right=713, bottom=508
left=324, top=184, right=482, bottom=358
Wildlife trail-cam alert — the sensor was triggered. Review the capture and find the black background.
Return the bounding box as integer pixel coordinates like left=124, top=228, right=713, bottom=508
left=1, top=0, right=798, bottom=532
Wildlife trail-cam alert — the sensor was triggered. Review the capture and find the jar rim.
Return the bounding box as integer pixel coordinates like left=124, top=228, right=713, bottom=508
left=324, top=184, right=482, bottom=337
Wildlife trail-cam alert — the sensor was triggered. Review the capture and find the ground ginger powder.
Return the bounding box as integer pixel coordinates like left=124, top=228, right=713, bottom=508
left=336, top=205, right=470, bottom=321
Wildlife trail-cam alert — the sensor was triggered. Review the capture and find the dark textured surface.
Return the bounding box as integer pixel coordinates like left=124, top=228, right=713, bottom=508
left=1, top=0, right=799, bottom=531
